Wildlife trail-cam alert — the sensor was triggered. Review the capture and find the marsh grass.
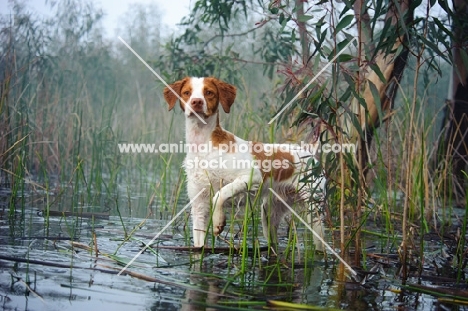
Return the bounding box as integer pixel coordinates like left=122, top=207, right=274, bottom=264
left=1, top=2, right=467, bottom=300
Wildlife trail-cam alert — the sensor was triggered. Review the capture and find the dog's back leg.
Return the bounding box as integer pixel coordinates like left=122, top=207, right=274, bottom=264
left=308, top=203, right=325, bottom=251
left=260, top=197, right=289, bottom=250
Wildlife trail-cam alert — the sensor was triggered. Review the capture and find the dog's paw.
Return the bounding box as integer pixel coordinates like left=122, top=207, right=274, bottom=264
left=212, top=209, right=226, bottom=236
left=213, top=221, right=226, bottom=236
left=193, top=228, right=206, bottom=248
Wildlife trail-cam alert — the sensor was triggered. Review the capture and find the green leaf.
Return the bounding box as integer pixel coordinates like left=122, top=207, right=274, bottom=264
left=433, top=17, right=454, bottom=40
left=339, top=0, right=353, bottom=17
left=279, top=12, right=285, bottom=25
left=314, top=24, right=327, bottom=57
left=370, top=1, right=382, bottom=36
left=337, top=38, right=352, bottom=51
left=334, top=15, right=354, bottom=35
left=342, top=99, right=365, bottom=138
left=107, top=254, right=131, bottom=266
left=327, top=39, right=354, bottom=61
left=270, top=7, right=279, bottom=14
left=368, top=81, right=384, bottom=124
left=437, top=0, right=452, bottom=14
left=315, top=15, right=325, bottom=34
left=298, top=15, right=314, bottom=22
left=337, top=54, right=354, bottom=62
left=369, top=63, right=387, bottom=84
left=373, top=18, right=393, bottom=58
left=419, top=35, right=451, bottom=63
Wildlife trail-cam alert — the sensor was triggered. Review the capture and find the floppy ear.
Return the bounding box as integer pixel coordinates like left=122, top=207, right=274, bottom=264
left=163, top=77, right=189, bottom=111
left=211, top=78, right=236, bottom=113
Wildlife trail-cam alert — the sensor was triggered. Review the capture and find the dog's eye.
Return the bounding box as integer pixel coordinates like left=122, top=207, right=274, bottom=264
left=205, top=91, right=213, bottom=96
left=183, top=91, right=190, bottom=96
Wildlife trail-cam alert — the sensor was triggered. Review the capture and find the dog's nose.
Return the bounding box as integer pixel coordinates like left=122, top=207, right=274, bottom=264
left=191, top=98, right=204, bottom=109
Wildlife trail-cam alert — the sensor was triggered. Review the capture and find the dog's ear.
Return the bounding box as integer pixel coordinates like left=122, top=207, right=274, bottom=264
left=211, top=78, right=236, bottom=113
left=163, top=78, right=188, bottom=111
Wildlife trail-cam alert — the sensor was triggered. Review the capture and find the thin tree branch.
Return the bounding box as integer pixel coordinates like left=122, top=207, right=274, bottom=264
left=203, top=21, right=269, bottom=48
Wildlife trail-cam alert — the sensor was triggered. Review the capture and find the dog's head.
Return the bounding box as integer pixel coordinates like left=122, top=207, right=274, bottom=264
left=163, top=77, right=237, bottom=118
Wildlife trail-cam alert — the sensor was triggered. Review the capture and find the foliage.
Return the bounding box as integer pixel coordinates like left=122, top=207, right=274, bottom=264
left=168, top=0, right=464, bottom=275
left=1, top=0, right=466, bottom=286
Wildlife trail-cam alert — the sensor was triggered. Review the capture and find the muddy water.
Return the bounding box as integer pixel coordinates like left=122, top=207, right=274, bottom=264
left=0, top=206, right=464, bottom=310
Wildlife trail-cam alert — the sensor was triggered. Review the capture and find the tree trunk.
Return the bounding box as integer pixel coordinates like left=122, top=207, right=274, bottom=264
left=351, top=0, right=412, bottom=173
left=442, top=0, right=468, bottom=206
left=295, top=0, right=310, bottom=65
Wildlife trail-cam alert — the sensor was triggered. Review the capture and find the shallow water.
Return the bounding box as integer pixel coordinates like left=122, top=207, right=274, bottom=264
left=1, top=203, right=467, bottom=310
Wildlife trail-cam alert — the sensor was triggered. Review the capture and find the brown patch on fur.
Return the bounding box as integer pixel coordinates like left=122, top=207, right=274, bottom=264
left=163, top=77, right=190, bottom=111
left=211, top=124, right=236, bottom=148
left=201, top=78, right=222, bottom=116
left=251, top=142, right=295, bottom=182
left=205, top=77, right=236, bottom=113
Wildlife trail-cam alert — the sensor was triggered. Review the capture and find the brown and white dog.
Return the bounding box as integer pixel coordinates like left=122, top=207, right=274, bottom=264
left=163, top=77, right=325, bottom=250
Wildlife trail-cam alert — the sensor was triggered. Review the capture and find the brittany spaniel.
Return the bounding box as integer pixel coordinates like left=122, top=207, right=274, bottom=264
left=163, top=77, right=326, bottom=250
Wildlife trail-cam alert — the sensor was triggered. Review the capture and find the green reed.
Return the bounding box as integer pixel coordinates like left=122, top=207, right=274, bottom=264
left=1, top=3, right=466, bottom=296
left=456, top=172, right=468, bottom=283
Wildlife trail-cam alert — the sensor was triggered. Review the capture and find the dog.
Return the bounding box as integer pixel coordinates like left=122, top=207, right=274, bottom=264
left=163, top=77, right=326, bottom=250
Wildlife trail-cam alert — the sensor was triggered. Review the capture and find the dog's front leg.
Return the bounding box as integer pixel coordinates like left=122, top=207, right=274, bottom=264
left=192, top=204, right=210, bottom=247
left=212, top=175, right=260, bottom=236
left=188, top=184, right=210, bottom=247
left=192, top=202, right=210, bottom=247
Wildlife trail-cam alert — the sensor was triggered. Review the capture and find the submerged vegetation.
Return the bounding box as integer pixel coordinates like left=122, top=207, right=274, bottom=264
left=1, top=0, right=467, bottom=309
